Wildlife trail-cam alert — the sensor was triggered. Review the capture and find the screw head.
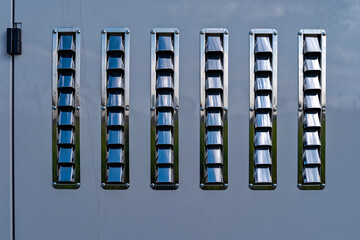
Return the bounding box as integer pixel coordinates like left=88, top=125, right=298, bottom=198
left=200, top=183, right=204, bottom=188
left=101, top=183, right=106, bottom=187
left=224, top=107, right=228, bottom=111
left=101, top=29, right=106, bottom=34
left=321, top=183, right=325, bottom=188
left=273, top=107, right=277, bottom=112
left=273, top=31, right=277, bottom=36
left=76, top=182, right=81, bottom=187
left=249, top=107, right=254, bottom=111
left=151, top=30, right=155, bottom=34
left=322, top=31, right=326, bottom=36
left=76, top=106, right=80, bottom=110
left=224, top=30, right=228, bottom=35
left=175, top=30, right=179, bottom=35
left=52, top=182, right=57, bottom=186
left=298, top=107, right=302, bottom=111
left=76, top=29, right=81, bottom=34
left=200, top=30, right=204, bottom=35
left=52, top=29, right=57, bottom=33
left=298, top=183, right=302, bottom=189
left=125, top=183, right=130, bottom=188
left=224, top=183, right=228, bottom=188
left=101, top=106, right=106, bottom=110
left=273, top=183, right=277, bottom=189
left=200, top=106, right=204, bottom=111
left=298, top=31, right=302, bottom=36
left=125, top=29, right=130, bottom=34
left=175, top=106, right=179, bottom=111
left=249, top=30, right=253, bottom=35
left=125, top=105, right=130, bottom=111
left=249, top=183, right=254, bottom=189
left=150, top=183, right=155, bottom=188
left=52, top=106, right=57, bottom=110
left=175, top=183, right=179, bottom=188
left=151, top=106, right=155, bottom=111
left=322, top=107, right=326, bottom=112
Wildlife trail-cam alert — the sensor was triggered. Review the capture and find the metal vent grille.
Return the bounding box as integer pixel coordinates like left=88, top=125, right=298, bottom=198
left=249, top=29, right=277, bottom=190
left=150, top=28, right=179, bottom=190
left=200, top=28, right=228, bottom=190
left=298, top=29, right=326, bottom=190
left=101, top=28, right=130, bottom=189
left=52, top=28, right=80, bottom=189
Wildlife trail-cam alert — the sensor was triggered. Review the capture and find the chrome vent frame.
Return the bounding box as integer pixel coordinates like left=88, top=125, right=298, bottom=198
left=101, top=28, right=130, bottom=190
left=249, top=29, right=277, bottom=190
left=298, top=29, right=326, bottom=190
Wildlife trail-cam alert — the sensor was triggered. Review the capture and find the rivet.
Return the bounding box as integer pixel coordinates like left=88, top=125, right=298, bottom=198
left=175, top=30, right=179, bottom=35
left=52, top=29, right=57, bottom=33
left=249, top=183, right=254, bottom=189
left=76, top=29, right=81, bottom=34
left=273, top=183, right=277, bottom=189
left=298, top=31, right=302, bottom=36
left=224, top=30, right=228, bottom=35
left=200, top=183, right=204, bottom=188
left=321, top=183, right=325, bottom=188
left=200, top=106, right=204, bottom=111
left=101, top=106, right=106, bottom=110
left=125, top=105, right=130, bottom=111
left=151, top=30, right=155, bottom=34
left=125, top=29, right=130, bottom=34
left=151, top=106, right=155, bottom=111
left=224, top=183, right=228, bottom=188
left=322, top=107, right=326, bottom=112
left=297, top=183, right=302, bottom=189
left=52, top=106, right=57, bottom=110
left=249, top=107, right=254, bottom=111
left=52, top=182, right=57, bottom=186
left=76, top=182, right=81, bottom=187
left=249, top=31, right=253, bottom=35
left=322, top=31, right=326, bottom=36
left=273, top=31, right=277, bottom=36
left=273, top=107, right=277, bottom=112
left=101, top=29, right=106, bottom=34
left=76, top=106, right=80, bottom=110
left=200, top=30, right=204, bottom=35
left=298, top=107, right=302, bottom=111
left=101, top=183, right=105, bottom=187
left=175, top=183, right=179, bottom=188
left=175, top=106, right=179, bottom=110
left=150, top=183, right=155, bottom=188
left=125, top=183, right=130, bottom=188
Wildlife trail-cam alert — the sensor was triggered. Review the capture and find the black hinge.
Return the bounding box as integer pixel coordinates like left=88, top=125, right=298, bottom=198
left=7, top=23, right=22, bottom=55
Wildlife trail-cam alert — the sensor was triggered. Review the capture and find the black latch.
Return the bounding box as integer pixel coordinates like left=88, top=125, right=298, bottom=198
left=7, top=23, right=22, bottom=55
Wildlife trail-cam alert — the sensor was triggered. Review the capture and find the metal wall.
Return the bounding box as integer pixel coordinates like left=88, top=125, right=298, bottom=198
left=12, top=0, right=360, bottom=239
left=0, top=0, right=12, bottom=239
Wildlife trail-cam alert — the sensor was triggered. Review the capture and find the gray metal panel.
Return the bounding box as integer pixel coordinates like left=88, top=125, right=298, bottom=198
left=13, top=0, right=360, bottom=240
left=0, top=1, right=12, bottom=239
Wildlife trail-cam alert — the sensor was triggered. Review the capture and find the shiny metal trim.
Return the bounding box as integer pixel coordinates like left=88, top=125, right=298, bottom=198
left=101, top=28, right=130, bottom=190
left=52, top=28, right=80, bottom=189
left=150, top=28, right=179, bottom=190
left=249, top=29, right=277, bottom=190
left=200, top=28, right=228, bottom=190
left=298, top=29, right=326, bottom=190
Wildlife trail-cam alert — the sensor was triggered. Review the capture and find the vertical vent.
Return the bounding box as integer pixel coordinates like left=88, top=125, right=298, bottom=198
left=200, top=28, right=228, bottom=190
left=150, top=28, right=179, bottom=190
left=249, top=29, right=277, bottom=190
left=52, top=28, right=80, bottom=189
left=298, top=29, right=326, bottom=190
left=101, top=28, right=130, bottom=189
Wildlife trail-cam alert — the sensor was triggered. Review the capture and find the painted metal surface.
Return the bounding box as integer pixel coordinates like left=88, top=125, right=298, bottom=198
left=12, top=0, right=360, bottom=239
left=0, top=0, right=12, bottom=239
